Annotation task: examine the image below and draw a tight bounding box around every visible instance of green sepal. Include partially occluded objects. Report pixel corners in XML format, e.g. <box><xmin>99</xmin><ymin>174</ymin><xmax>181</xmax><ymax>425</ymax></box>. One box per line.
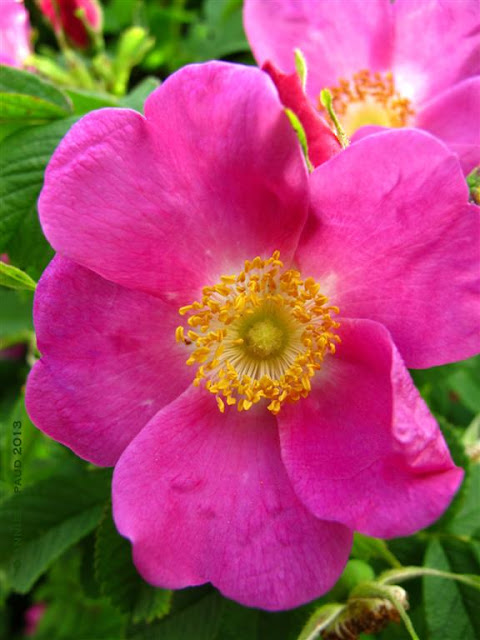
<box><xmin>294</xmin><ymin>48</ymin><xmax>308</xmax><ymax>90</ymax></box>
<box><xmin>466</xmin><ymin>167</ymin><xmax>480</xmax><ymax>204</ymax></box>
<box><xmin>0</xmin><ymin>261</ymin><xmax>37</xmax><ymax>292</ymax></box>
<box><xmin>320</xmin><ymin>88</ymin><xmax>349</xmax><ymax>148</ymax></box>
<box><xmin>285</xmin><ymin>108</ymin><xmax>314</xmax><ymax>172</ymax></box>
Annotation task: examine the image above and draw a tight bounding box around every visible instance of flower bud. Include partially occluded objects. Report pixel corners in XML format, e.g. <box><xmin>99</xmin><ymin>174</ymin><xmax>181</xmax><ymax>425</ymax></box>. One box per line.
<box><xmin>38</xmin><ymin>0</ymin><xmax>102</xmax><ymax>49</ymax></box>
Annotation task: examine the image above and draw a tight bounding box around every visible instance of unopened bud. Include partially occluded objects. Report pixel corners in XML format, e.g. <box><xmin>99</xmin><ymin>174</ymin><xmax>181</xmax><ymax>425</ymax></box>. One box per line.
<box><xmin>38</xmin><ymin>0</ymin><xmax>102</xmax><ymax>49</ymax></box>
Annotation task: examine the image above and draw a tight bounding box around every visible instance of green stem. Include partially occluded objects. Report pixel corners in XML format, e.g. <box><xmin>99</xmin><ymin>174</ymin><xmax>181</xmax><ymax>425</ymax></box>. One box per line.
<box><xmin>380</xmin><ymin>546</ymin><xmax>402</xmax><ymax>569</ymax></box>
<box><xmin>392</xmin><ymin>598</ymin><xmax>421</xmax><ymax>640</ymax></box>
<box><xmin>379</xmin><ymin>566</ymin><xmax>480</xmax><ymax>591</ymax></box>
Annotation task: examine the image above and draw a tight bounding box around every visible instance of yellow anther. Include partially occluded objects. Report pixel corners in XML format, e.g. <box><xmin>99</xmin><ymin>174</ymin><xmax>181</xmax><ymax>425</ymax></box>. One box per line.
<box><xmin>214</xmin><ymin>284</ymin><xmax>231</xmax><ymax>296</ymax></box>
<box><xmin>267</xmin><ymin>400</ymin><xmax>281</xmax><ymax>415</ymax></box>
<box><xmin>179</xmin><ymin>305</ymin><xmax>193</xmax><ymax>316</ymax></box>
<box><xmin>176</xmin><ymin>251</ymin><xmax>340</xmax><ymax>416</ymax></box>
<box><xmin>234</xmin><ymin>295</ymin><xmax>246</xmax><ymax>312</ymax></box>
<box><xmin>323</xmin><ymin>69</ymin><xmax>415</xmax><ymax>137</ymax></box>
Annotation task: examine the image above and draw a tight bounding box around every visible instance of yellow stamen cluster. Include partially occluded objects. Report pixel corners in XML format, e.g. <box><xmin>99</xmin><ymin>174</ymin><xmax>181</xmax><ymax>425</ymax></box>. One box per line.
<box><xmin>322</xmin><ymin>70</ymin><xmax>414</xmax><ymax>136</ymax></box>
<box><xmin>176</xmin><ymin>251</ymin><xmax>340</xmax><ymax>415</ymax></box>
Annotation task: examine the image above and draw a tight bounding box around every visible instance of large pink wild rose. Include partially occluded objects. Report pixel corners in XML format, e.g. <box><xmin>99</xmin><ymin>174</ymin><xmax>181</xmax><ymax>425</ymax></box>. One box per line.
<box><xmin>26</xmin><ymin>62</ymin><xmax>479</xmax><ymax>610</ymax></box>
<box><xmin>0</xmin><ymin>0</ymin><xmax>32</xmax><ymax>67</ymax></box>
<box><xmin>244</xmin><ymin>0</ymin><xmax>480</xmax><ymax>174</ymax></box>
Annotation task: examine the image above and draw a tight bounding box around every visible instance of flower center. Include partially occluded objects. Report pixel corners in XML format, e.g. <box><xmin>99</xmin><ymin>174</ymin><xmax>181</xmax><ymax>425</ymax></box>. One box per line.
<box><xmin>176</xmin><ymin>251</ymin><xmax>340</xmax><ymax>415</ymax></box>
<box><xmin>322</xmin><ymin>70</ymin><xmax>414</xmax><ymax>137</ymax></box>
<box><xmin>245</xmin><ymin>319</ymin><xmax>284</xmax><ymax>358</ymax></box>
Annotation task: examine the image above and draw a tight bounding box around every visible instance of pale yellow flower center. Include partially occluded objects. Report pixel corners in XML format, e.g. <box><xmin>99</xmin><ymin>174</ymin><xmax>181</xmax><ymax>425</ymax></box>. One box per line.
<box><xmin>176</xmin><ymin>251</ymin><xmax>340</xmax><ymax>415</ymax></box>
<box><xmin>322</xmin><ymin>70</ymin><xmax>415</xmax><ymax>137</ymax></box>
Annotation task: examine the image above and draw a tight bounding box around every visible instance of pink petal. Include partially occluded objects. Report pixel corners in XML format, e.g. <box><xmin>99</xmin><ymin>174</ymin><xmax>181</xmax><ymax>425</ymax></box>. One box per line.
<box><xmin>39</xmin><ymin>62</ymin><xmax>309</xmax><ymax>303</ymax></box>
<box><xmin>26</xmin><ymin>257</ymin><xmax>190</xmax><ymax>466</ymax></box>
<box><xmin>416</xmin><ymin>77</ymin><xmax>480</xmax><ymax>175</ymax></box>
<box><xmin>262</xmin><ymin>60</ymin><xmax>341</xmax><ymax>167</ymax></box>
<box><xmin>244</xmin><ymin>0</ymin><xmax>393</xmax><ymax>100</ymax></box>
<box><xmin>295</xmin><ymin>129</ymin><xmax>480</xmax><ymax>368</ymax></box>
<box><xmin>392</xmin><ymin>0</ymin><xmax>480</xmax><ymax>106</ymax></box>
<box><xmin>113</xmin><ymin>387</ymin><xmax>352</xmax><ymax>610</ymax></box>
<box><xmin>278</xmin><ymin>319</ymin><xmax>464</xmax><ymax>539</ymax></box>
<box><xmin>0</xmin><ymin>0</ymin><xmax>32</xmax><ymax>68</ymax></box>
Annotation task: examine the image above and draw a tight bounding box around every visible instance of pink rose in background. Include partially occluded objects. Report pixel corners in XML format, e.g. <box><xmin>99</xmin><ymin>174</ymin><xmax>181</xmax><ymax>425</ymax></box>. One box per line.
<box><xmin>26</xmin><ymin>62</ymin><xmax>479</xmax><ymax>610</ymax></box>
<box><xmin>38</xmin><ymin>0</ymin><xmax>102</xmax><ymax>49</ymax></box>
<box><xmin>24</xmin><ymin>602</ymin><xmax>47</xmax><ymax>637</ymax></box>
<box><xmin>0</xmin><ymin>0</ymin><xmax>32</xmax><ymax>67</ymax></box>
<box><xmin>244</xmin><ymin>0</ymin><xmax>480</xmax><ymax>174</ymax></box>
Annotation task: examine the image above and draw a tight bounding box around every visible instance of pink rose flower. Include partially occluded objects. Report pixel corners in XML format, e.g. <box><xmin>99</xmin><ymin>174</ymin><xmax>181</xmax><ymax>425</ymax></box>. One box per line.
<box><xmin>0</xmin><ymin>0</ymin><xmax>32</xmax><ymax>67</ymax></box>
<box><xmin>26</xmin><ymin>62</ymin><xmax>479</xmax><ymax>610</ymax></box>
<box><xmin>244</xmin><ymin>0</ymin><xmax>480</xmax><ymax>174</ymax></box>
<box><xmin>38</xmin><ymin>0</ymin><xmax>102</xmax><ymax>49</ymax></box>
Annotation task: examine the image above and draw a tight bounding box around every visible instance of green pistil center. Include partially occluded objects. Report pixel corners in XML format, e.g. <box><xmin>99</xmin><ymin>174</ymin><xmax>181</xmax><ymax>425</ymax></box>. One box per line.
<box><xmin>244</xmin><ymin>319</ymin><xmax>285</xmax><ymax>359</ymax></box>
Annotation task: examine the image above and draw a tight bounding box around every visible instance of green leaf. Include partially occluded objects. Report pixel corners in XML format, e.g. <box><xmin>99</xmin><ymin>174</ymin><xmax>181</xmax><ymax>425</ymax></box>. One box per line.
<box><xmin>65</xmin><ymin>87</ymin><xmax>118</xmax><ymax>115</ymax></box>
<box><xmin>34</xmin><ymin>548</ymin><xmax>126</xmax><ymax>640</ymax></box>
<box><xmin>119</xmin><ymin>77</ymin><xmax>161</xmax><ymax>113</ymax></box>
<box><xmin>127</xmin><ymin>590</ymin><xmax>225</xmax><ymax>640</ymax></box>
<box><xmin>0</xmin><ymin>289</ymin><xmax>32</xmax><ymax>341</ymax></box>
<box><xmin>112</xmin><ymin>27</ymin><xmax>155</xmax><ymax>96</ymax></box>
<box><xmin>0</xmin><ymin>261</ymin><xmax>36</xmax><ymax>291</ymax></box>
<box><xmin>1</xmin><ymin>394</ymin><xmax>38</xmax><ymax>499</ymax></box>
<box><xmin>0</xmin><ymin>469</ymin><xmax>111</xmax><ymax>592</ymax></box>
<box><xmin>215</xmin><ymin>600</ymin><xmax>260</xmax><ymax>640</ymax></box>
<box><xmin>423</xmin><ymin>537</ymin><xmax>480</xmax><ymax>640</ymax></box>
<box><xmin>429</xmin><ymin>419</ymin><xmax>471</xmax><ymax>530</ymax></box>
<box><xmin>95</xmin><ymin>504</ymin><xmax>172</xmax><ymax>623</ymax></box>
<box><xmin>0</xmin><ymin>392</ymin><xmax>83</xmax><ymax>501</ymax></box>
<box><xmin>351</xmin><ymin>533</ymin><xmax>402</xmax><ymax>568</ymax></box>
<box><xmin>447</xmin><ymin>463</ymin><xmax>480</xmax><ymax>538</ymax></box>
<box><xmin>411</xmin><ymin>356</ymin><xmax>479</xmax><ymax>427</ymax></box>
<box><xmin>0</xmin><ymin>116</ymin><xmax>78</xmax><ymax>278</ymax></box>
<box><xmin>183</xmin><ymin>0</ymin><xmax>250</xmax><ymax>62</ymax></box>
<box><xmin>103</xmin><ymin>0</ymin><xmax>138</xmax><ymax>34</ymax></box>
<box><xmin>448</xmin><ymin>357</ymin><xmax>480</xmax><ymax>414</ymax></box>
<box><xmin>0</xmin><ymin>121</ymin><xmax>26</xmax><ymax>142</ymax></box>
<box><xmin>0</xmin><ymin>65</ymin><xmax>72</xmax><ymax>123</ymax></box>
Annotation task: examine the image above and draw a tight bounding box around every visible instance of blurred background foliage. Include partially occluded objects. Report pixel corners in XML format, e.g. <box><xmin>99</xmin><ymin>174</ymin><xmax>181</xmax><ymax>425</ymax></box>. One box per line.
<box><xmin>0</xmin><ymin>1</ymin><xmax>479</xmax><ymax>639</ymax></box>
